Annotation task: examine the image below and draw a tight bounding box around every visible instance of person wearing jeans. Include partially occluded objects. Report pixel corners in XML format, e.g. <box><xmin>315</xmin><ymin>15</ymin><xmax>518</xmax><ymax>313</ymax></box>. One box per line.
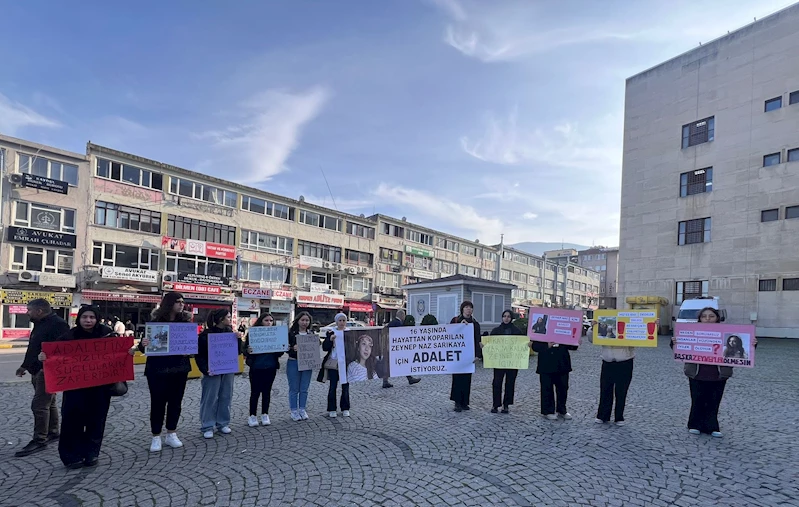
<box><xmin>287</xmin><ymin>311</ymin><xmax>315</xmax><ymax>421</ymax></box>
<box><xmin>196</xmin><ymin>309</ymin><xmax>239</xmax><ymax>439</ymax></box>
<box><xmin>244</xmin><ymin>313</ymin><xmax>284</xmax><ymax>427</ymax></box>
<box><xmin>319</xmin><ymin>313</ymin><xmax>351</xmax><ymax>418</ymax></box>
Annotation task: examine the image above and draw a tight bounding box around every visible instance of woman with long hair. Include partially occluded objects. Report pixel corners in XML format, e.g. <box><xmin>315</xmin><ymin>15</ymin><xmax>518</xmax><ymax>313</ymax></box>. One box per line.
<box><xmin>244</xmin><ymin>313</ymin><xmax>284</xmax><ymax>427</ymax></box>
<box><xmin>450</xmin><ymin>301</ymin><xmax>482</xmax><ymax>412</ymax></box>
<box><xmin>723</xmin><ymin>335</ymin><xmax>748</xmax><ymax>359</ymax></box>
<box><xmin>139</xmin><ymin>292</ymin><xmax>193</xmax><ymax>452</ymax></box>
<box><xmin>196</xmin><ymin>309</ymin><xmax>239</xmax><ymax>439</ymax></box>
<box><xmin>670</xmin><ymin>307</ymin><xmax>757</xmax><ymax>437</ymax></box>
<box><xmin>487</xmin><ymin>310</ymin><xmax>525</xmax><ymax>414</ymax></box>
<box><xmin>319</xmin><ymin>313</ymin><xmax>351</xmax><ymax>418</ymax></box>
<box><xmin>346</xmin><ymin>334</ymin><xmax>379</xmax><ymax>381</ymax></box>
<box><xmin>287</xmin><ymin>311</ymin><xmax>315</xmax><ymax>421</ymax></box>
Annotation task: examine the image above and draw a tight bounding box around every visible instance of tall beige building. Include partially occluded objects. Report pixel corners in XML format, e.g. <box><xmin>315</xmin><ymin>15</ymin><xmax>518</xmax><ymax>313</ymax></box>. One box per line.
<box><xmin>618</xmin><ymin>5</ymin><xmax>799</xmax><ymax>337</ymax></box>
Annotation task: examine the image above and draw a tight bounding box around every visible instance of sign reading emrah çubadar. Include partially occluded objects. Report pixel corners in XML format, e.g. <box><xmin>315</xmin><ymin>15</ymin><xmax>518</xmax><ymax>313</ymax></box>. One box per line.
<box><xmin>7</xmin><ymin>226</ymin><xmax>77</xmax><ymax>249</ymax></box>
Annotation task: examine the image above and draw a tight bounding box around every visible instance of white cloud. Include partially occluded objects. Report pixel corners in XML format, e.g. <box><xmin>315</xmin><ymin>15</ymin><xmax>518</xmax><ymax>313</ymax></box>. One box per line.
<box><xmin>0</xmin><ymin>93</ymin><xmax>60</xmax><ymax>135</ymax></box>
<box><xmin>196</xmin><ymin>87</ymin><xmax>329</xmax><ymax>183</ymax></box>
<box><xmin>522</xmin><ymin>212</ymin><xmax>537</xmax><ymax>220</ymax></box>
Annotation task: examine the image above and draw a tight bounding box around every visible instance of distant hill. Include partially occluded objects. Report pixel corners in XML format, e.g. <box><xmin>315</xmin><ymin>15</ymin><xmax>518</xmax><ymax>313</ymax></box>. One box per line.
<box><xmin>508</xmin><ymin>242</ymin><xmax>590</xmax><ymax>256</ymax></box>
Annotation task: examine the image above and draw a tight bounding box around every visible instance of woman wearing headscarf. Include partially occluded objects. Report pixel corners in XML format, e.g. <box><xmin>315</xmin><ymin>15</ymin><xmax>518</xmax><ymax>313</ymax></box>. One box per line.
<box><xmin>450</xmin><ymin>301</ymin><xmax>481</xmax><ymax>412</ymax></box>
<box><xmin>319</xmin><ymin>313</ymin><xmax>351</xmax><ymax>418</ymax></box>
<box><xmin>487</xmin><ymin>310</ymin><xmax>525</xmax><ymax>414</ymax></box>
<box><xmin>196</xmin><ymin>308</ymin><xmax>240</xmax><ymax>439</ymax></box>
<box><xmin>244</xmin><ymin>313</ymin><xmax>284</xmax><ymax>427</ymax></box>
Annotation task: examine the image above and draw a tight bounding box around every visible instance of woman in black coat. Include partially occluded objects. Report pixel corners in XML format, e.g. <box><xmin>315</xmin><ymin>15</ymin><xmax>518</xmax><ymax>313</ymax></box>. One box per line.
<box><xmin>450</xmin><ymin>301</ymin><xmax>482</xmax><ymax>412</ymax></box>
<box><xmin>487</xmin><ymin>310</ymin><xmax>525</xmax><ymax>414</ymax></box>
<box><xmin>531</xmin><ymin>337</ymin><xmax>578</xmax><ymax>421</ymax></box>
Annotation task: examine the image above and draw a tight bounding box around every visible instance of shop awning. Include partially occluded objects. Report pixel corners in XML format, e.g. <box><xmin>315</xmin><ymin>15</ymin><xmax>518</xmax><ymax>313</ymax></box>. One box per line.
<box><xmin>81</xmin><ymin>290</ymin><xmax>162</xmax><ymax>304</ymax></box>
<box><xmin>345</xmin><ymin>301</ymin><xmax>373</xmax><ymax>313</ymax></box>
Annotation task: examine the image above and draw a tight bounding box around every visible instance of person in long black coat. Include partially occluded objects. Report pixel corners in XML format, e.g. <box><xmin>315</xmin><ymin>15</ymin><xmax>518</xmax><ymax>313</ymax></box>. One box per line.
<box><xmin>487</xmin><ymin>310</ymin><xmax>526</xmax><ymax>413</ymax></box>
<box><xmin>531</xmin><ymin>338</ymin><xmax>578</xmax><ymax>420</ymax></box>
<box><xmin>450</xmin><ymin>301</ymin><xmax>482</xmax><ymax>412</ymax></box>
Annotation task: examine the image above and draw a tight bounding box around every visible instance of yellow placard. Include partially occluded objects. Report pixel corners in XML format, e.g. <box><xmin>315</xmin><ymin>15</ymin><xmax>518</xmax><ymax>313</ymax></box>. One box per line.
<box><xmin>481</xmin><ymin>336</ymin><xmax>530</xmax><ymax>369</ymax></box>
<box><xmin>593</xmin><ymin>310</ymin><xmax>658</xmax><ymax>347</ymax></box>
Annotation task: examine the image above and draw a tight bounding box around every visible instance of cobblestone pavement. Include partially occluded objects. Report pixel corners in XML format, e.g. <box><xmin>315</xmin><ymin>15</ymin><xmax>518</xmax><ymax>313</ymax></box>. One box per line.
<box><xmin>1</xmin><ymin>338</ymin><xmax>797</xmax><ymax>507</ymax></box>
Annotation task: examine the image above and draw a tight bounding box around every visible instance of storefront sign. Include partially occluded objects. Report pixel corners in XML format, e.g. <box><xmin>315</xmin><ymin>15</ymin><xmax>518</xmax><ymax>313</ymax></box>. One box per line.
<box><xmin>377</xmin><ymin>296</ymin><xmax>404</xmax><ymax>309</ymax></box>
<box><xmin>242</xmin><ymin>288</ymin><xmax>270</xmax><ymax>298</ymax></box>
<box><xmin>310</xmin><ymin>282</ymin><xmax>330</xmax><ymax>293</ymax></box>
<box><xmin>237</xmin><ymin>298</ymin><xmax>260</xmax><ymax>311</ymax></box>
<box><xmin>7</xmin><ymin>226</ymin><xmax>77</xmax><ymax>249</ymax></box>
<box><xmin>177</xmin><ymin>272</ymin><xmax>228</xmax><ymax>286</ymax></box>
<box><xmin>81</xmin><ymin>290</ymin><xmax>162</xmax><ymax>304</ymax></box>
<box><xmin>21</xmin><ymin>173</ymin><xmax>69</xmax><ymax>195</ymax></box>
<box><xmin>269</xmin><ymin>300</ymin><xmax>292</xmax><ymax>313</ymax></box>
<box><xmin>299</xmin><ymin>255</ymin><xmax>324</xmax><ymax>268</ymax></box>
<box><xmin>414</xmin><ymin>269</ymin><xmax>436</xmax><ymax>279</ymax></box>
<box><xmin>206</xmin><ymin>242</ymin><xmax>236</xmax><ymax>260</ymax></box>
<box><xmin>241</xmin><ymin>288</ymin><xmax>293</xmax><ymax>300</ymax></box>
<box><xmin>162</xmin><ymin>236</ymin><xmax>236</xmax><ymax>260</ymax></box>
<box><xmin>38</xmin><ymin>273</ymin><xmax>76</xmax><ymax>289</ymax></box>
<box><xmin>8</xmin><ymin>305</ymin><xmax>28</xmax><ymax>314</ymax></box>
<box><xmin>101</xmin><ymin>266</ymin><xmax>159</xmax><ymax>284</ymax></box>
<box><xmin>161</xmin><ymin>236</ymin><xmax>186</xmax><ymax>252</ymax></box>
<box><xmin>296</xmin><ymin>291</ymin><xmax>344</xmax><ymax>308</ymax></box>
<box><xmin>163</xmin><ymin>282</ymin><xmax>223</xmax><ymax>295</ymax></box>
<box><xmin>405</xmin><ymin>245</ymin><xmax>434</xmax><ymax>258</ymax></box>
<box><xmin>1</xmin><ymin>328</ymin><xmax>32</xmax><ymax>340</ymax></box>
<box><xmin>31</xmin><ymin>210</ymin><xmax>62</xmax><ymax>231</ymax></box>
<box><xmin>346</xmin><ymin>301</ymin><xmax>373</xmax><ymax>313</ymax></box>
<box><xmin>1</xmin><ymin>290</ymin><xmax>73</xmax><ymax>307</ymax></box>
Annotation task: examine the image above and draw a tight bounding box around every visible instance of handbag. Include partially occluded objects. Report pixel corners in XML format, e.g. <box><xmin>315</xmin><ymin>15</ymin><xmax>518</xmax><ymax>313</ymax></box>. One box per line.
<box><xmin>324</xmin><ymin>357</ymin><xmax>338</xmax><ymax>370</ymax></box>
<box><xmin>108</xmin><ymin>381</ymin><xmax>128</xmax><ymax>397</ymax></box>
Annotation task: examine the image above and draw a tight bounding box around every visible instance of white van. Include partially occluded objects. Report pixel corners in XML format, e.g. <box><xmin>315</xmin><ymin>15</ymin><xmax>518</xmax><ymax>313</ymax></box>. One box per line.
<box><xmin>676</xmin><ymin>297</ymin><xmax>727</xmax><ymax>323</ymax></box>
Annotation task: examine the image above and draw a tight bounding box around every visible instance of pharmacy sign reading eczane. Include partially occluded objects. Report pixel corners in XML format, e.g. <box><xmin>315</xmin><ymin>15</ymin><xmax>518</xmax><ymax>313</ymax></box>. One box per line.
<box><xmin>7</xmin><ymin>226</ymin><xmax>77</xmax><ymax>249</ymax></box>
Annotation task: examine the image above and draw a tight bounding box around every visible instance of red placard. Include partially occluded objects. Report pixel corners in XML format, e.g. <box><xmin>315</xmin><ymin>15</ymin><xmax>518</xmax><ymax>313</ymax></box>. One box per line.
<box><xmin>2</xmin><ymin>328</ymin><xmax>31</xmax><ymax>340</ymax></box>
<box><xmin>42</xmin><ymin>337</ymin><xmax>134</xmax><ymax>393</ymax></box>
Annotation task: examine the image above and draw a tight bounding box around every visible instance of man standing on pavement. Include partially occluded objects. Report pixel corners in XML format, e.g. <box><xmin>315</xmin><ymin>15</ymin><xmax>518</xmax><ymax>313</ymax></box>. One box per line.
<box><xmin>382</xmin><ymin>310</ymin><xmax>421</xmax><ymax>388</ymax></box>
<box><xmin>14</xmin><ymin>299</ymin><xmax>70</xmax><ymax>457</ymax></box>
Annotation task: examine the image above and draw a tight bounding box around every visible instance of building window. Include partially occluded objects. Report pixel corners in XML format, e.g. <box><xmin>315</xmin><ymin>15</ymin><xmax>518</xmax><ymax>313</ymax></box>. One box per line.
<box><xmin>165</xmin><ymin>253</ymin><xmax>236</xmax><ymax>279</ymax></box>
<box><xmin>437</xmin><ymin>238</ymin><xmax>458</xmax><ymax>251</ymax></box>
<box><xmin>471</xmin><ymin>293</ymin><xmax>504</xmax><ymax>324</ymax></box>
<box><xmin>676</xmin><ymin>280</ymin><xmax>709</xmax><ymax>304</ymax></box>
<box><xmin>678</xmin><ymin>218</ymin><xmax>711</xmax><ymax>245</ymax></box>
<box><xmin>791</xmin><ymin>91</ymin><xmax>799</xmax><ymax>105</ymax></box>
<box><xmin>406</xmin><ymin>229</ymin><xmax>434</xmax><ymax>246</ymax></box>
<box><xmin>680</xmin><ymin>168</ymin><xmax>713</xmax><ymax>196</ymax></box>
<box><xmin>764</xmin><ymin>153</ymin><xmax>781</xmax><ymax>167</ymax></box>
<box><xmin>299</xmin><ymin>210</ymin><xmax>342</xmax><ymax>232</ymax></box>
<box><xmin>681</xmin><ymin>117</ymin><xmax>714</xmax><ymax>148</ymax></box>
<box><xmin>378</xmin><ymin>273</ymin><xmax>401</xmax><ymax>289</ymax></box>
<box><xmin>783</xmin><ymin>278</ymin><xmax>799</xmax><ymax>291</ymax></box>
<box><xmin>764</xmin><ymin>97</ymin><xmax>782</xmax><ymax>112</ymax></box>
<box><xmin>169</xmin><ymin>177</ymin><xmax>237</xmax><ymax>207</ymax></box>
<box><xmin>240</xmin><ymin>230</ymin><xmax>293</xmax><ymax>255</ymax></box>
<box><xmin>500</xmin><ymin>269</ymin><xmax>511</xmax><ymax>282</ymax></box>
<box><xmin>482</xmin><ymin>250</ymin><xmax>498</xmax><ymax>262</ymax></box>
<box><xmin>482</xmin><ymin>270</ymin><xmax>497</xmax><ymax>281</ymax></box>
<box><xmin>297</xmin><ymin>240</ymin><xmax>342</xmax><ymax>263</ymax></box>
<box><xmin>342</xmin><ymin>276</ymin><xmax>372</xmax><ymax>294</ymax></box>
<box><xmin>512</xmin><ymin>272</ymin><xmax>528</xmax><ymax>284</ymax></box>
<box><xmin>380</xmin><ymin>248</ymin><xmax>402</xmax><ymax>266</ymax></box>
<box><xmin>382</xmin><ymin>223</ymin><xmax>404</xmax><ymax>238</ymax></box>
<box><xmin>11</xmin><ymin>246</ymin><xmax>73</xmax><ymax>274</ymax></box>
<box><xmin>92</xmin><ymin>242</ymin><xmax>159</xmax><ymax>270</ymax></box>
<box><xmin>460</xmin><ymin>265</ymin><xmax>480</xmax><ymax>277</ymax></box>
<box><xmin>240</xmin><ymin>195</ymin><xmax>295</xmax><ymax>220</ymax></box>
<box><xmin>460</xmin><ymin>244</ymin><xmax>478</xmax><ymax>257</ymax></box>
<box><xmin>345</xmin><ymin>222</ymin><xmax>375</xmax><ymax>239</ymax></box>
<box><xmin>239</xmin><ymin>262</ymin><xmax>289</xmax><ymax>284</ymax></box>
<box><xmin>95</xmin><ymin>201</ymin><xmax>161</xmax><ymax>234</ymax></box>
<box><xmin>788</xmin><ymin>148</ymin><xmax>799</xmax><ymax>162</ymax></box>
<box><xmin>345</xmin><ymin>249</ymin><xmax>373</xmax><ymax>267</ymax></box>
<box><xmin>761</xmin><ymin>209</ymin><xmax>779</xmax><ymax>222</ymax></box>
<box><xmin>95</xmin><ymin>158</ymin><xmax>162</xmax><ymax>190</ymax></box>
<box><xmin>167</xmin><ymin>215</ymin><xmax>236</xmax><ymax>245</ymax></box>
<box><xmin>758</xmin><ymin>279</ymin><xmax>777</xmax><ymax>292</ymax></box>
<box><xmin>18</xmin><ymin>154</ymin><xmax>79</xmax><ymax>186</ymax></box>
<box><xmin>786</xmin><ymin>206</ymin><xmax>799</xmax><ymax>220</ymax></box>
<box><xmin>513</xmin><ymin>254</ymin><xmax>529</xmax><ymax>265</ymax></box>
<box><xmin>406</xmin><ymin>254</ymin><xmax>434</xmax><ymax>271</ymax></box>
<box><xmin>14</xmin><ymin>202</ymin><xmax>76</xmax><ymax>233</ymax></box>
<box><xmin>437</xmin><ymin>259</ymin><xmax>456</xmax><ymax>275</ymax></box>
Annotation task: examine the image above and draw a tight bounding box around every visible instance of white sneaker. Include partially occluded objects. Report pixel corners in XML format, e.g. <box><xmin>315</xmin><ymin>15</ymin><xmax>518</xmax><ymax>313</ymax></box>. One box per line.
<box><xmin>689</xmin><ymin>428</ymin><xmax>701</xmax><ymax>435</ymax></box>
<box><xmin>290</xmin><ymin>410</ymin><xmax>301</xmax><ymax>421</ymax></box>
<box><xmin>164</xmin><ymin>433</ymin><xmax>183</xmax><ymax>448</ymax></box>
<box><xmin>329</xmin><ymin>411</ymin><xmax>337</xmax><ymax>418</ymax></box>
<box><xmin>299</xmin><ymin>409</ymin><xmax>309</xmax><ymax>420</ymax></box>
<box><xmin>561</xmin><ymin>412</ymin><xmax>573</xmax><ymax>420</ymax></box>
<box><xmin>203</xmin><ymin>430</ymin><xmax>214</xmax><ymax>439</ymax></box>
<box><xmin>248</xmin><ymin>415</ymin><xmax>258</xmax><ymax>427</ymax></box>
<box><xmin>342</xmin><ymin>410</ymin><xmax>350</xmax><ymax>417</ymax></box>
<box><xmin>220</xmin><ymin>426</ymin><xmax>232</xmax><ymax>434</ymax></box>
<box><xmin>594</xmin><ymin>418</ymin><xmax>605</xmax><ymax>424</ymax></box>
<box><xmin>711</xmin><ymin>431</ymin><xmax>723</xmax><ymax>438</ymax></box>
<box><xmin>260</xmin><ymin>414</ymin><xmax>271</xmax><ymax>426</ymax></box>
<box><xmin>546</xmin><ymin>414</ymin><xmax>558</xmax><ymax>420</ymax></box>
<box><xmin>150</xmin><ymin>436</ymin><xmax>162</xmax><ymax>452</ymax></box>
<box><xmin>615</xmin><ymin>420</ymin><xmax>626</xmax><ymax>426</ymax></box>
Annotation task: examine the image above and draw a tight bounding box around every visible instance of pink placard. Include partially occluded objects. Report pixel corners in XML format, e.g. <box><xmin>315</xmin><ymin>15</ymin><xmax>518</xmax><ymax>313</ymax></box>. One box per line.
<box><xmin>673</xmin><ymin>323</ymin><xmax>755</xmax><ymax>368</ymax></box>
<box><xmin>527</xmin><ymin>307</ymin><xmax>582</xmax><ymax>346</ymax></box>
<box><xmin>8</xmin><ymin>305</ymin><xmax>28</xmax><ymax>314</ymax></box>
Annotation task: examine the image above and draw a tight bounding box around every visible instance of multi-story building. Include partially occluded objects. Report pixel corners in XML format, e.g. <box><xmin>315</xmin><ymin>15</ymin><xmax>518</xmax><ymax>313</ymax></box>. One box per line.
<box><xmin>542</xmin><ymin>249</ymin><xmax>601</xmax><ymax>310</ymax></box>
<box><xmin>618</xmin><ymin>5</ymin><xmax>799</xmax><ymax>337</ymax></box>
<box><xmin>578</xmin><ymin>247</ymin><xmax>619</xmax><ymax>309</ymax></box>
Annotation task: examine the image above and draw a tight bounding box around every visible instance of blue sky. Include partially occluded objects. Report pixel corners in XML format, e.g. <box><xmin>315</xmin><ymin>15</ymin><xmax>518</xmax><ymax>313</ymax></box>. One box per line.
<box><xmin>1</xmin><ymin>0</ymin><xmax>792</xmax><ymax>246</ymax></box>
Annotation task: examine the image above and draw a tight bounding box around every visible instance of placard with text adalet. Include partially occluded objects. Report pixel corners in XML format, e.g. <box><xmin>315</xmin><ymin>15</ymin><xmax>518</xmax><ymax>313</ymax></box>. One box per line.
<box><xmin>42</xmin><ymin>337</ymin><xmax>134</xmax><ymax>393</ymax></box>
<box><xmin>388</xmin><ymin>323</ymin><xmax>475</xmax><ymax>376</ymax></box>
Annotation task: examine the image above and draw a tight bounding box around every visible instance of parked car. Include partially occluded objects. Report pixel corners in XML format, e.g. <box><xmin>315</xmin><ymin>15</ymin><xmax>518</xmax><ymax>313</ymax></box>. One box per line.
<box><xmin>317</xmin><ymin>320</ymin><xmax>369</xmax><ymax>333</ymax></box>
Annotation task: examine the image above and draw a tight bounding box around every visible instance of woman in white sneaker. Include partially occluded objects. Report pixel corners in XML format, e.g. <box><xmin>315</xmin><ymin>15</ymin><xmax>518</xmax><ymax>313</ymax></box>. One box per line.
<box><xmin>670</xmin><ymin>307</ymin><xmax>757</xmax><ymax>438</ymax></box>
<box><xmin>196</xmin><ymin>309</ymin><xmax>239</xmax><ymax>439</ymax></box>
<box><xmin>319</xmin><ymin>313</ymin><xmax>351</xmax><ymax>418</ymax></box>
<box><xmin>139</xmin><ymin>292</ymin><xmax>193</xmax><ymax>452</ymax></box>
<box><xmin>286</xmin><ymin>312</ymin><xmax>315</xmax><ymax>421</ymax></box>
<box><xmin>244</xmin><ymin>313</ymin><xmax>284</xmax><ymax>427</ymax></box>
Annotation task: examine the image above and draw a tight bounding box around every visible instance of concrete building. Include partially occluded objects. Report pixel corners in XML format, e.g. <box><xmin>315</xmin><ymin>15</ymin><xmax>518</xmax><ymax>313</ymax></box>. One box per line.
<box><xmin>618</xmin><ymin>5</ymin><xmax>799</xmax><ymax>337</ymax></box>
<box><xmin>579</xmin><ymin>247</ymin><xmax>619</xmax><ymax>309</ymax></box>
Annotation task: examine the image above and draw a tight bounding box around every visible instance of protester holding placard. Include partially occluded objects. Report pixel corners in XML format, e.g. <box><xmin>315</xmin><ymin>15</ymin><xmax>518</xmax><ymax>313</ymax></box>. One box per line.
<box><xmin>319</xmin><ymin>313</ymin><xmax>351</xmax><ymax>418</ymax></box>
<box><xmin>531</xmin><ymin>338</ymin><xmax>578</xmax><ymax>421</ymax></box>
<box><xmin>449</xmin><ymin>301</ymin><xmax>482</xmax><ymax>412</ymax></box>
<box><xmin>38</xmin><ymin>305</ymin><xmax>132</xmax><ymax>468</ymax></box>
<box><xmin>587</xmin><ymin>322</ymin><xmax>635</xmax><ymax>426</ymax></box>
<box><xmin>670</xmin><ymin>307</ymin><xmax>758</xmax><ymax>438</ymax></box>
<box><xmin>244</xmin><ymin>313</ymin><xmax>285</xmax><ymax>427</ymax></box>
<box><xmin>487</xmin><ymin>310</ymin><xmax>525</xmax><ymax>414</ymax></box>
<box><xmin>196</xmin><ymin>309</ymin><xmax>240</xmax><ymax>439</ymax></box>
<box><xmin>138</xmin><ymin>292</ymin><xmax>193</xmax><ymax>452</ymax></box>
<box><xmin>287</xmin><ymin>312</ymin><xmax>315</xmax><ymax>421</ymax></box>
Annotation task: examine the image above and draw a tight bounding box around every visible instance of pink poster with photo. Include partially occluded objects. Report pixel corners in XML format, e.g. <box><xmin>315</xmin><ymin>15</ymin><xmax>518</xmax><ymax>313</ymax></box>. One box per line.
<box><xmin>673</xmin><ymin>323</ymin><xmax>755</xmax><ymax>368</ymax></box>
<box><xmin>527</xmin><ymin>307</ymin><xmax>582</xmax><ymax>346</ymax></box>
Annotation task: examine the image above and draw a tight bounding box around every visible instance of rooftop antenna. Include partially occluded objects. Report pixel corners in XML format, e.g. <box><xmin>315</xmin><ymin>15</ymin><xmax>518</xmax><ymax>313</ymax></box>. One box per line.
<box><xmin>319</xmin><ymin>167</ymin><xmax>338</xmax><ymax>211</ymax></box>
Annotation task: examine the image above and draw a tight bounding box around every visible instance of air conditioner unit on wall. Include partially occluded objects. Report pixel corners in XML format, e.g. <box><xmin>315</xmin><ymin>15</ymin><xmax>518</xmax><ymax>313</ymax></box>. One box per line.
<box><xmin>18</xmin><ymin>271</ymin><xmax>40</xmax><ymax>283</ymax></box>
<box><xmin>323</xmin><ymin>261</ymin><xmax>333</xmax><ymax>269</ymax></box>
<box><xmin>334</xmin><ymin>264</ymin><xmax>343</xmax><ymax>271</ymax></box>
<box><xmin>162</xmin><ymin>272</ymin><xmax>177</xmax><ymax>282</ymax></box>
<box><xmin>348</xmin><ymin>267</ymin><xmax>357</xmax><ymax>275</ymax></box>
<box><xmin>8</xmin><ymin>173</ymin><xmax>23</xmax><ymax>186</ymax></box>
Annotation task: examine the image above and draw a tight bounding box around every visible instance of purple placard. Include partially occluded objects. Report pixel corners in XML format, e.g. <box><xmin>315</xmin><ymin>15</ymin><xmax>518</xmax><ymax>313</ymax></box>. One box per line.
<box><xmin>144</xmin><ymin>323</ymin><xmax>198</xmax><ymax>355</ymax></box>
<box><xmin>208</xmin><ymin>332</ymin><xmax>240</xmax><ymax>375</ymax></box>
<box><xmin>673</xmin><ymin>323</ymin><xmax>756</xmax><ymax>368</ymax></box>
<box><xmin>527</xmin><ymin>307</ymin><xmax>582</xmax><ymax>346</ymax></box>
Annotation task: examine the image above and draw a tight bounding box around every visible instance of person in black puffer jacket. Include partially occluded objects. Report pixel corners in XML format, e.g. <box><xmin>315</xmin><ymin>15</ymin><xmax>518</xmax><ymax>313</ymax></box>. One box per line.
<box><xmin>487</xmin><ymin>310</ymin><xmax>526</xmax><ymax>414</ymax></box>
<box><xmin>449</xmin><ymin>301</ymin><xmax>482</xmax><ymax>412</ymax></box>
<box><xmin>532</xmin><ymin>332</ymin><xmax>579</xmax><ymax>421</ymax></box>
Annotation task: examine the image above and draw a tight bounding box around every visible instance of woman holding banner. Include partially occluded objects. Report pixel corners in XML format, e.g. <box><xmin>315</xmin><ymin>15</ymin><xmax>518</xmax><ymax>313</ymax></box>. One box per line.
<box><xmin>287</xmin><ymin>312</ymin><xmax>315</xmax><ymax>421</ymax></box>
<box><xmin>244</xmin><ymin>313</ymin><xmax>284</xmax><ymax>427</ymax></box>
<box><xmin>670</xmin><ymin>307</ymin><xmax>757</xmax><ymax>438</ymax></box>
<box><xmin>450</xmin><ymin>301</ymin><xmax>481</xmax><ymax>412</ymax></box>
<box><xmin>487</xmin><ymin>310</ymin><xmax>525</xmax><ymax>414</ymax></box>
<box><xmin>139</xmin><ymin>292</ymin><xmax>193</xmax><ymax>452</ymax></box>
<box><xmin>319</xmin><ymin>313</ymin><xmax>351</xmax><ymax>418</ymax></box>
<box><xmin>196</xmin><ymin>309</ymin><xmax>240</xmax><ymax>439</ymax></box>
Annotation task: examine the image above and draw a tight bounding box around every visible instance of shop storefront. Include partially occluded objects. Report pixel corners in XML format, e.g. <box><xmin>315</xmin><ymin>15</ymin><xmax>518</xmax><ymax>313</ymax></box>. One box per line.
<box><xmin>295</xmin><ymin>291</ymin><xmax>344</xmax><ymax>328</ymax></box>
<box><xmin>1</xmin><ymin>289</ymin><xmax>73</xmax><ymax>341</ymax></box>
<box><xmin>80</xmin><ymin>290</ymin><xmax>162</xmax><ymax>337</ymax></box>
<box><xmin>345</xmin><ymin>300</ymin><xmax>374</xmax><ymax>324</ymax></box>
<box><xmin>163</xmin><ymin>281</ymin><xmax>234</xmax><ymax>327</ymax></box>
<box><xmin>241</xmin><ymin>287</ymin><xmax>294</xmax><ymax>326</ymax></box>
<box><xmin>375</xmin><ymin>295</ymin><xmax>405</xmax><ymax>326</ymax></box>
<box><xmin>236</xmin><ymin>297</ymin><xmax>261</xmax><ymax>328</ymax></box>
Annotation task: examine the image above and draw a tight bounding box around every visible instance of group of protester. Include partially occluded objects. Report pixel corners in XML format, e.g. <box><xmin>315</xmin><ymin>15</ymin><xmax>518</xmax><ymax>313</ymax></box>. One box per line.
<box><xmin>14</xmin><ymin>292</ymin><xmax>754</xmax><ymax>470</ymax></box>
